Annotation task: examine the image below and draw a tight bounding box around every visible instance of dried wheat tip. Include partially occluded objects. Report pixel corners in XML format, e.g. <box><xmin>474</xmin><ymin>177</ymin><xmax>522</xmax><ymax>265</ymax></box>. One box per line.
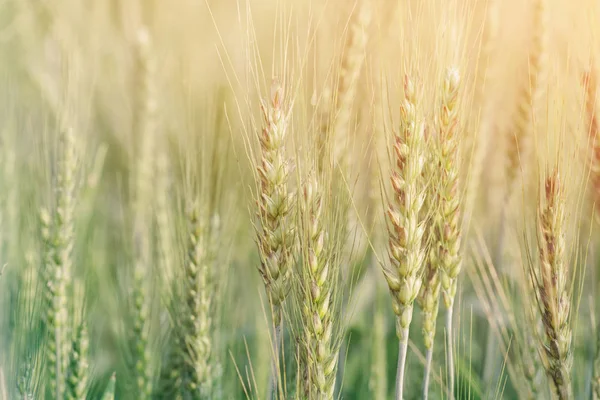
<box><xmin>65</xmin><ymin>323</ymin><xmax>89</xmax><ymax>400</ymax></box>
<box><xmin>382</xmin><ymin>75</ymin><xmax>427</xmax><ymax>342</ymax></box>
<box><xmin>299</xmin><ymin>175</ymin><xmax>338</xmax><ymax>400</ymax></box>
<box><xmin>331</xmin><ymin>0</ymin><xmax>371</xmax><ymax>168</ymax></box>
<box><xmin>178</xmin><ymin>204</ymin><xmax>214</xmax><ymax>398</ymax></box>
<box><xmin>505</xmin><ymin>0</ymin><xmax>546</xmax><ymax>200</ymax></box>
<box><xmin>255</xmin><ymin>79</ymin><xmax>295</xmax><ymax>327</ymax></box>
<box><xmin>533</xmin><ymin>170</ymin><xmax>572</xmax><ymax>400</ymax></box>
<box><xmin>435</xmin><ymin>68</ymin><xmax>463</xmax><ymax>311</ymax></box>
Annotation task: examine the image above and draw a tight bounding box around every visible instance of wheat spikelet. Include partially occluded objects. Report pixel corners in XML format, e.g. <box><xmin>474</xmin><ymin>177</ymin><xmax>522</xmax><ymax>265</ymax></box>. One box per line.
<box><xmin>417</xmin><ymin>250</ymin><xmax>440</xmax><ymax>399</ymax></box>
<box><xmin>463</xmin><ymin>0</ymin><xmax>499</xmax><ymax>228</ymax></box>
<box><xmin>582</xmin><ymin>64</ymin><xmax>600</xmax><ymax>400</ymax></box>
<box><xmin>254</xmin><ymin>79</ymin><xmax>295</xmax><ymax>400</ymax></box>
<box><xmin>41</xmin><ymin>125</ymin><xmax>78</xmax><ymax>399</ymax></box>
<box><xmin>436</xmin><ymin>68</ymin><xmax>462</xmax><ymax>311</ymax></box>
<box><xmin>298</xmin><ymin>174</ymin><xmax>339</xmax><ymax>400</ymax></box>
<box><xmin>531</xmin><ymin>170</ymin><xmax>572</xmax><ymax>399</ymax></box>
<box><xmin>415</xmin><ymin>125</ymin><xmax>439</xmax><ymax>399</ymax></box>
<box><xmin>434</xmin><ymin>67</ymin><xmax>463</xmax><ymax>398</ymax></box>
<box><xmin>130</xmin><ymin>27</ymin><xmax>158</xmax><ymax>399</ymax></box>
<box><xmin>505</xmin><ymin>0</ymin><xmax>547</xmax><ymax>201</ymax></box>
<box><xmin>156</xmin><ymin>152</ymin><xmax>175</xmax><ymax>283</ymax></box>
<box><xmin>178</xmin><ymin>204</ymin><xmax>214</xmax><ymax>398</ymax></box>
<box><xmin>255</xmin><ymin>80</ymin><xmax>295</xmax><ymax>324</ymax></box>
<box><xmin>65</xmin><ymin>323</ymin><xmax>89</xmax><ymax>400</ymax></box>
<box><xmin>382</xmin><ymin>75</ymin><xmax>427</xmax><ymax>400</ymax></box>
<box><xmin>418</xmin><ymin>242</ymin><xmax>439</xmax><ymax>353</ymax></box>
<box><xmin>331</xmin><ymin>0</ymin><xmax>371</xmax><ymax>169</ymax></box>
<box><xmin>583</xmin><ymin>67</ymin><xmax>600</xmax><ymax>217</ymax></box>
<box><xmin>522</xmin><ymin>329</ymin><xmax>544</xmax><ymax>398</ymax></box>
<box><xmin>40</xmin><ymin>206</ymin><xmax>66</xmax><ymax>400</ymax></box>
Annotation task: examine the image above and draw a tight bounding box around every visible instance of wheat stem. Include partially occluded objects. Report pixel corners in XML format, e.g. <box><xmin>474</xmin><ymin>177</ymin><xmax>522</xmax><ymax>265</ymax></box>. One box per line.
<box><xmin>446</xmin><ymin>306</ymin><xmax>455</xmax><ymax>399</ymax></box>
<box><xmin>266</xmin><ymin>320</ymin><xmax>282</xmax><ymax>400</ymax></box>
<box><xmin>395</xmin><ymin>329</ymin><xmax>408</xmax><ymax>400</ymax></box>
<box><xmin>423</xmin><ymin>348</ymin><xmax>433</xmax><ymax>400</ymax></box>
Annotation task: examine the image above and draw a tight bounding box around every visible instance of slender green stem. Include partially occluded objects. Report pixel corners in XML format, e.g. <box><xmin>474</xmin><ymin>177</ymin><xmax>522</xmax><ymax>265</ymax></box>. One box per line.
<box><xmin>446</xmin><ymin>306</ymin><xmax>455</xmax><ymax>400</ymax></box>
<box><xmin>395</xmin><ymin>329</ymin><xmax>408</xmax><ymax>400</ymax></box>
<box><xmin>423</xmin><ymin>348</ymin><xmax>433</xmax><ymax>400</ymax></box>
<box><xmin>267</xmin><ymin>319</ymin><xmax>282</xmax><ymax>400</ymax></box>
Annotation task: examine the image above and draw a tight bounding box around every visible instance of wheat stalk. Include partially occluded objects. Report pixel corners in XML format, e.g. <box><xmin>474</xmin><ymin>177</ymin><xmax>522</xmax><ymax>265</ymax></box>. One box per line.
<box><xmin>382</xmin><ymin>75</ymin><xmax>427</xmax><ymax>400</ymax></box>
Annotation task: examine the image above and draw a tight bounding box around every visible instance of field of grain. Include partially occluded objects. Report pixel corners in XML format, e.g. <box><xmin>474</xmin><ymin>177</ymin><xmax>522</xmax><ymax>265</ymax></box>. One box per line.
<box><xmin>1</xmin><ymin>0</ymin><xmax>600</xmax><ymax>399</ymax></box>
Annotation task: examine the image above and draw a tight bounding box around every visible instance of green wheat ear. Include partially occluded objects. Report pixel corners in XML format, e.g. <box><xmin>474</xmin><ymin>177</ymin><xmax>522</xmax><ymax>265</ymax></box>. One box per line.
<box><xmin>65</xmin><ymin>323</ymin><xmax>89</xmax><ymax>400</ymax></box>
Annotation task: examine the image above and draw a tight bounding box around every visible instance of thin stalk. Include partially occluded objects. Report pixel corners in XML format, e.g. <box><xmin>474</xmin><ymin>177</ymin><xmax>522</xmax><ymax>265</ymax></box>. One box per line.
<box><xmin>423</xmin><ymin>349</ymin><xmax>433</xmax><ymax>400</ymax></box>
<box><xmin>266</xmin><ymin>315</ymin><xmax>282</xmax><ymax>400</ymax></box>
<box><xmin>395</xmin><ymin>329</ymin><xmax>408</xmax><ymax>400</ymax></box>
<box><xmin>446</xmin><ymin>306</ymin><xmax>455</xmax><ymax>400</ymax></box>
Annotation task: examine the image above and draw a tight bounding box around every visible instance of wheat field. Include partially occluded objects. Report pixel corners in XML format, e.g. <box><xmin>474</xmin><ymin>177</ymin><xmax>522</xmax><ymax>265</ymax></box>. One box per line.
<box><xmin>1</xmin><ymin>0</ymin><xmax>600</xmax><ymax>399</ymax></box>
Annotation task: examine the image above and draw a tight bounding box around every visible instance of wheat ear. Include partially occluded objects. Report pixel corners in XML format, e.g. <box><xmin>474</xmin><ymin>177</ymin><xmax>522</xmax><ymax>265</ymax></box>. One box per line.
<box><xmin>435</xmin><ymin>68</ymin><xmax>463</xmax><ymax>399</ymax></box>
<box><xmin>531</xmin><ymin>170</ymin><xmax>572</xmax><ymax>399</ymax></box>
<box><xmin>582</xmin><ymin>64</ymin><xmax>600</xmax><ymax>400</ymax></box>
<box><xmin>42</xmin><ymin>126</ymin><xmax>78</xmax><ymax>399</ymax></box>
<box><xmin>416</xmin><ymin>127</ymin><xmax>439</xmax><ymax>399</ymax></box>
<box><xmin>382</xmin><ymin>75</ymin><xmax>427</xmax><ymax>400</ymax></box>
<box><xmin>255</xmin><ymin>80</ymin><xmax>295</xmax><ymax>400</ymax></box>
<box><xmin>65</xmin><ymin>322</ymin><xmax>89</xmax><ymax>400</ymax></box>
<box><xmin>298</xmin><ymin>175</ymin><xmax>339</xmax><ymax>400</ymax></box>
<box><xmin>505</xmin><ymin>0</ymin><xmax>547</xmax><ymax>201</ymax></box>
<box><xmin>130</xmin><ymin>27</ymin><xmax>157</xmax><ymax>399</ymax></box>
<box><xmin>418</xmin><ymin>250</ymin><xmax>440</xmax><ymax>399</ymax></box>
<box><xmin>179</xmin><ymin>204</ymin><xmax>214</xmax><ymax>398</ymax></box>
<box><xmin>331</xmin><ymin>0</ymin><xmax>371</xmax><ymax>169</ymax></box>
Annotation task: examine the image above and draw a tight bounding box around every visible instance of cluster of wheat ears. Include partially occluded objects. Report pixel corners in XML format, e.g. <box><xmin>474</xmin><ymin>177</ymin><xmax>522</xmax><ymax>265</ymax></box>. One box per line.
<box><xmin>4</xmin><ymin>0</ymin><xmax>600</xmax><ymax>399</ymax></box>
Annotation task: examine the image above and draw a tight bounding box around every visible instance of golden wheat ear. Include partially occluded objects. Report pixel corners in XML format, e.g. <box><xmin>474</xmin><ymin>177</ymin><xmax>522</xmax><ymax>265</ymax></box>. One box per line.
<box><xmin>253</xmin><ymin>79</ymin><xmax>295</xmax><ymax>400</ymax></box>
<box><xmin>381</xmin><ymin>75</ymin><xmax>427</xmax><ymax>400</ymax></box>
<box><xmin>530</xmin><ymin>170</ymin><xmax>573</xmax><ymax>400</ymax></box>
